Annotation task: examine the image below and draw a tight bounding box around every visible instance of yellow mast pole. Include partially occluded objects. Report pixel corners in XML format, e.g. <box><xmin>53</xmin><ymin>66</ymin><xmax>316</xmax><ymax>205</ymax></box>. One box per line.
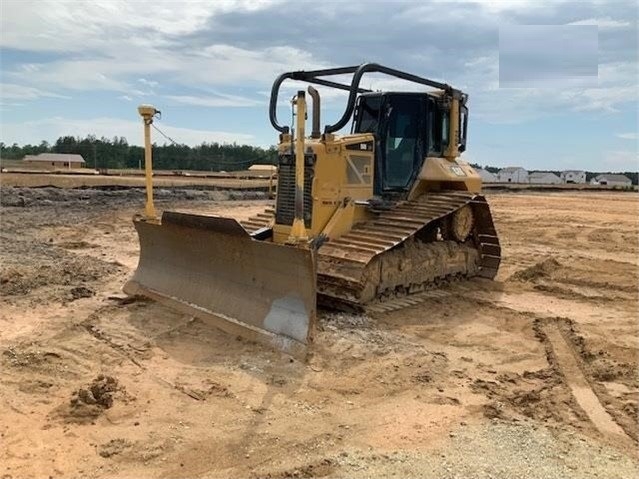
<box><xmin>444</xmin><ymin>94</ymin><xmax>460</xmax><ymax>161</ymax></box>
<box><xmin>288</xmin><ymin>91</ymin><xmax>308</xmax><ymax>243</ymax></box>
<box><xmin>137</xmin><ymin>105</ymin><xmax>159</xmax><ymax>220</ymax></box>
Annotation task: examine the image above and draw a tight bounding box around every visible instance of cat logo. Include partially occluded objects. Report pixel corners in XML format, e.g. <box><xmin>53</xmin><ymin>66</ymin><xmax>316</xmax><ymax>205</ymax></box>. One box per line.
<box><xmin>450</xmin><ymin>165</ymin><xmax>466</xmax><ymax>176</ymax></box>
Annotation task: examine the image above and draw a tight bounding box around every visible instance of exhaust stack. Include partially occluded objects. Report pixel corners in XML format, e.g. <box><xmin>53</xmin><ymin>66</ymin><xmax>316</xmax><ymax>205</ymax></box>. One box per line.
<box><xmin>307</xmin><ymin>86</ymin><xmax>321</xmax><ymax>139</ymax></box>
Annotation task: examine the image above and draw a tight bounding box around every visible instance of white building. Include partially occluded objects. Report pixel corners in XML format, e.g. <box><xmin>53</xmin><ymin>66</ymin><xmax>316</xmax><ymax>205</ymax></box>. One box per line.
<box><xmin>248</xmin><ymin>164</ymin><xmax>277</xmax><ymax>173</ymax></box>
<box><xmin>561</xmin><ymin>170</ymin><xmax>586</xmax><ymax>184</ymax></box>
<box><xmin>591</xmin><ymin>174</ymin><xmax>632</xmax><ymax>187</ymax></box>
<box><xmin>476</xmin><ymin>168</ymin><xmax>497</xmax><ymax>183</ymax></box>
<box><xmin>529</xmin><ymin>171</ymin><xmax>562</xmax><ymax>184</ymax></box>
<box><xmin>23</xmin><ymin>153</ymin><xmax>86</xmax><ymax>169</ymax></box>
<box><xmin>497</xmin><ymin>167</ymin><xmax>528</xmax><ymax>183</ymax></box>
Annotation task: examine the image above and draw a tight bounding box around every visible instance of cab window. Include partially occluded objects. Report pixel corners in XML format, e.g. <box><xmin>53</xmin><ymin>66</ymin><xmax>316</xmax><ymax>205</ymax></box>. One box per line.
<box><xmin>427</xmin><ymin>100</ymin><xmax>449</xmax><ymax>156</ymax></box>
<box><xmin>441</xmin><ymin>111</ymin><xmax>449</xmax><ymax>151</ymax></box>
<box><xmin>353</xmin><ymin>96</ymin><xmax>382</xmax><ymax>134</ymax></box>
<box><xmin>383</xmin><ymin>98</ymin><xmax>419</xmax><ymax>189</ymax></box>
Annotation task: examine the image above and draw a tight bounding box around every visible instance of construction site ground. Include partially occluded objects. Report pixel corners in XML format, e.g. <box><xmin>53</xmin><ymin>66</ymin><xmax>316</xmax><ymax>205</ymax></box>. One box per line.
<box><xmin>1</xmin><ymin>186</ymin><xmax>637</xmax><ymax>478</ymax></box>
<box><xmin>1</xmin><ymin>172</ymin><xmax>272</xmax><ymax>190</ymax></box>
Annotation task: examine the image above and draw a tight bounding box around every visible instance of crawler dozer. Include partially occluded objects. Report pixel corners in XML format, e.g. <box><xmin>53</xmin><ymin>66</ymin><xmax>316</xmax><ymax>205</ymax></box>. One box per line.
<box><xmin>125</xmin><ymin>63</ymin><xmax>501</xmax><ymax>357</ymax></box>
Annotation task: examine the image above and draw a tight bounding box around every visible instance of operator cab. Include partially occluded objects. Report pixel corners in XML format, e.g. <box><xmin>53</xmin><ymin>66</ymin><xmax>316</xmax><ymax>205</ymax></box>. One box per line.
<box><xmin>269</xmin><ymin>64</ymin><xmax>469</xmax><ymax>199</ymax></box>
<box><xmin>352</xmin><ymin>92</ymin><xmax>468</xmax><ymax>196</ymax></box>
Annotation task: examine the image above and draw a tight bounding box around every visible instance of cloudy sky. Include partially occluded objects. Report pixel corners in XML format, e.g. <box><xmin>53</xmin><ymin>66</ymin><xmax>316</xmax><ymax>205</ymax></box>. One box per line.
<box><xmin>1</xmin><ymin>0</ymin><xmax>637</xmax><ymax>170</ymax></box>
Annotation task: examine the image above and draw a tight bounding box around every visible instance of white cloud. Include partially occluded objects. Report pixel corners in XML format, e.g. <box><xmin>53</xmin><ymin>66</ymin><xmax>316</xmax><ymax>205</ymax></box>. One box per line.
<box><xmin>165</xmin><ymin>93</ymin><xmax>261</xmax><ymax>108</ymax></box>
<box><xmin>138</xmin><ymin>78</ymin><xmax>159</xmax><ymax>88</ymax></box>
<box><xmin>597</xmin><ymin>61</ymin><xmax>637</xmax><ymax>86</ymax></box>
<box><xmin>1</xmin><ymin>1</ymin><xmax>299</xmax><ymax>96</ymax></box>
<box><xmin>468</xmin><ymin>58</ymin><xmax>638</xmax><ymax>123</ymax></box>
<box><xmin>0</xmin><ymin>0</ymin><xmax>636</xmax><ymax>153</ymax></box>
<box><xmin>6</xmin><ymin>60</ymin><xmax>132</xmax><ymax>91</ymax></box>
<box><xmin>0</xmin><ymin>83</ymin><xmax>69</xmax><ymax>100</ymax></box>
<box><xmin>568</xmin><ymin>17</ymin><xmax>632</xmax><ymax>29</ymax></box>
<box><xmin>3</xmin><ymin>43</ymin><xmax>325</xmax><ymax>95</ymax></box>
<box><xmin>616</xmin><ymin>132</ymin><xmax>638</xmax><ymax>140</ymax></box>
<box><xmin>571</xmin><ymin>85</ymin><xmax>636</xmax><ymax>112</ymax></box>
<box><xmin>0</xmin><ymin>1</ymin><xmax>278</xmax><ymax>53</ymax></box>
<box><xmin>183</xmin><ymin>45</ymin><xmax>325</xmax><ymax>86</ymax></box>
<box><xmin>604</xmin><ymin>150</ymin><xmax>639</xmax><ymax>169</ymax></box>
<box><xmin>0</xmin><ymin>117</ymin><xmax>254</xmax><ymax>146</ymax></box>
<box><xmin>464</xmin><ymin>0</ymin><xmax>540</xmax><ymax>13</ymax></box>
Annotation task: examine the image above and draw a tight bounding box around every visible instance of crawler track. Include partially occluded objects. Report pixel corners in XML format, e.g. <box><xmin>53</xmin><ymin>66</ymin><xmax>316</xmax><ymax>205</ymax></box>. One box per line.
<box><xmin>241</xmin><ymin>191</ymin><xmax>501</xmax><ymax>309</ymax></box>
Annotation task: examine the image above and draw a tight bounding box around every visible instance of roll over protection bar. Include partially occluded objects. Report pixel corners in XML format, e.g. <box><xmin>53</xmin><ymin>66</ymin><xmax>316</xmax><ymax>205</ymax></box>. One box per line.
<box><xmin>268</xmin><ymin>63</ymin><xmax>465</xmax><ymax>134</ymax></box>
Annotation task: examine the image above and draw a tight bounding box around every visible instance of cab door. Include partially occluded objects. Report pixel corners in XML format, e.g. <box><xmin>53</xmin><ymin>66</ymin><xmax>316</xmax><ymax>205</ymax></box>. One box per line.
<box><xmin>379</xmin><ymin>95</ymin><xmax>425</xmax><ymax>195</ymax></box>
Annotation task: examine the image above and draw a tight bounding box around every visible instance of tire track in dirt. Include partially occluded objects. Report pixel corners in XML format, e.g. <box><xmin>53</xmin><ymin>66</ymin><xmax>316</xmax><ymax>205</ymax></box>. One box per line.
<box><xmin>408</xmin><ymin>276</ymin><xmax>638</xmax><ymax>448</ymax></box>
<box><xmin>537</xmin><ymin>320</ymin><xmax>635</xmax><ymax>449</ymax></box>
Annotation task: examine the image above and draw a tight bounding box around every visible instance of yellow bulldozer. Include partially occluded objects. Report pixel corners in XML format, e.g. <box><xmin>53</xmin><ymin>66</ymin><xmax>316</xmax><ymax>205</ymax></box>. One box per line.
<box><xmin>125</xmin><ymin>63</ymin><xmax>501</xmax><ymax>357</ymax></box>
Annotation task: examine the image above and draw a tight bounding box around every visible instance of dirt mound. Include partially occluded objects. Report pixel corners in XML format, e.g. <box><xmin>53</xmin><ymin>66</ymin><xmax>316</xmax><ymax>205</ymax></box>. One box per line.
<box><xmin>0</xmin><ymin>237</ymin><xmax>120</xmax><ymax>298</ymax></box>
<box><xmin>69</xmin><ymin>286</ymin><xmax>95</xmax><ymax>300</ymax></box>
<box><xmin>3</xmin><ymin>347</ymin><xmax>63</xmax><ymax>370</ymax></box>
<box><xmin>57</xmin><ymin>240</ymin><xmax>93</xmax><ymax>250</ymax></box>
<box><xmin>559</xmin><ymin>320</ymin><xmax>638</xmax><ymax>387</ymax></box>
<box><xmin>73</xmin><ymin>375</ymin><xmax>119</xmax><ymax>408</ymax></box>
<box><xmin>67</xmin><ymin>375</ymin><xmax>123</xmax><ymax>422</ymax></box>
<box><xmin>98</xmin><ymin>438</ymin><xmax>133</xmax><ymax>458</ymax></box>
<box><xmin>174</xmin><ymin>378</ymin><xmax>235</xmax><ymax>401</ymax></box>
<box><xmin>472</xmin><ymin>368</ymin><xmax>581</xmax><ymax>425</ymax></box>
<box><xmin>510</xmin><ymin>258</ymin><xmax>561</xmax><ymax>282</ymax></box>
<box><xmin>252</xmin><ymin>458</ymin><xmax>336</xmax><ymax>479</ymax></box>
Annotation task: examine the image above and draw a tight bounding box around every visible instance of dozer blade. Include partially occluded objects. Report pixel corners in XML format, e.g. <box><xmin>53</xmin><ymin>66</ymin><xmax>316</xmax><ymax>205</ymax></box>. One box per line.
<box><xmin>124</xmin><ymin>211</ymin><xmax>316</xmax><ymax>358</ymax></box>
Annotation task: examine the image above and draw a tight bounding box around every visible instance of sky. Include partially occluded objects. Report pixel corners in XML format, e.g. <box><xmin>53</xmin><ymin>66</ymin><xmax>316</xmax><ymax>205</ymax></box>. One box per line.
<box><xmin>0</xmin><ymin>0</ymin><xmax>637</xmax><ymax>171</ymax></box>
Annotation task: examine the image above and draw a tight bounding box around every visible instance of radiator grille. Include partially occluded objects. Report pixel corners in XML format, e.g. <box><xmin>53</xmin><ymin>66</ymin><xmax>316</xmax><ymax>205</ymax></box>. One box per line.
<box><xmin>275</xmin><ymin>154</ymin><xmax>314</xmax><ymax>227</ymax></box>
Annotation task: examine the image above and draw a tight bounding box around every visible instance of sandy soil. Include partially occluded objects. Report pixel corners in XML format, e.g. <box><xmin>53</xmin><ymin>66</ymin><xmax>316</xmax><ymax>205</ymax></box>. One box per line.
<box><xmin>1</xmin><ymin>189</ymin><xmax>637</xmax><ymax>478</ymax></box>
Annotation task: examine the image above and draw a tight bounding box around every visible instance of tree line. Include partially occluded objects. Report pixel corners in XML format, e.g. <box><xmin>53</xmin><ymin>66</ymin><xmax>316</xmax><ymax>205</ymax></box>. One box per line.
<box><xmin>1</xmin><ymin>137</ymin><xmax>635</xmax><ymax>184</ymax></box>
<box><xmin>0</xmin><ymin>136</ymin><xmax>278</xmax><ymax>171</ymax></box>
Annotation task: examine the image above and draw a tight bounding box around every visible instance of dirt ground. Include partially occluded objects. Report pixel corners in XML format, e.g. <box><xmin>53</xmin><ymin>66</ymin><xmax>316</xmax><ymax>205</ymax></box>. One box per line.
<box><xmin>1</xmin><ymin>188</ymin><xmax>637</xmax><ymax>478</ymax></box>
<box><xmin>0</xmin><ymin>172</ymin><xmax>272</xmax><ymax>190</ymax></box>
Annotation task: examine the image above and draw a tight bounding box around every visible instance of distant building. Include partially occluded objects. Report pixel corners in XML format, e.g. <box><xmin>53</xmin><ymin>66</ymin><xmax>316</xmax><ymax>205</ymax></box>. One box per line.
<box><xmin>591</xmin><ymin>174</ymin><xmax>632</xmax><ymax>186</ymax></box>
<box><xmin>248</xmin><ymin>164</ymin><xmax>277</xmax><ymax>173</ymax></box>
<box><xmin>497</xmin><ymin>167</ymin><xmax>528</xmax><ymax>183</ymax></box>
<box><xmin>23</xmin><ymin>153</ymin><xmax>86</xmax><ymax>169</ymax></box>
<box><xmin>561</xmin><ymin>170</ymin><xmax>586</xmax><ymax>184</ymax></box>
<box><xmin>476</xmin><ymin>168</ymin><xmax>497</xmax><ymax>183</ymax></box>
<box><xmin>529</xmin><ymin>171</ymin><xmax>562</xmax><ymax>184</ymax></box>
